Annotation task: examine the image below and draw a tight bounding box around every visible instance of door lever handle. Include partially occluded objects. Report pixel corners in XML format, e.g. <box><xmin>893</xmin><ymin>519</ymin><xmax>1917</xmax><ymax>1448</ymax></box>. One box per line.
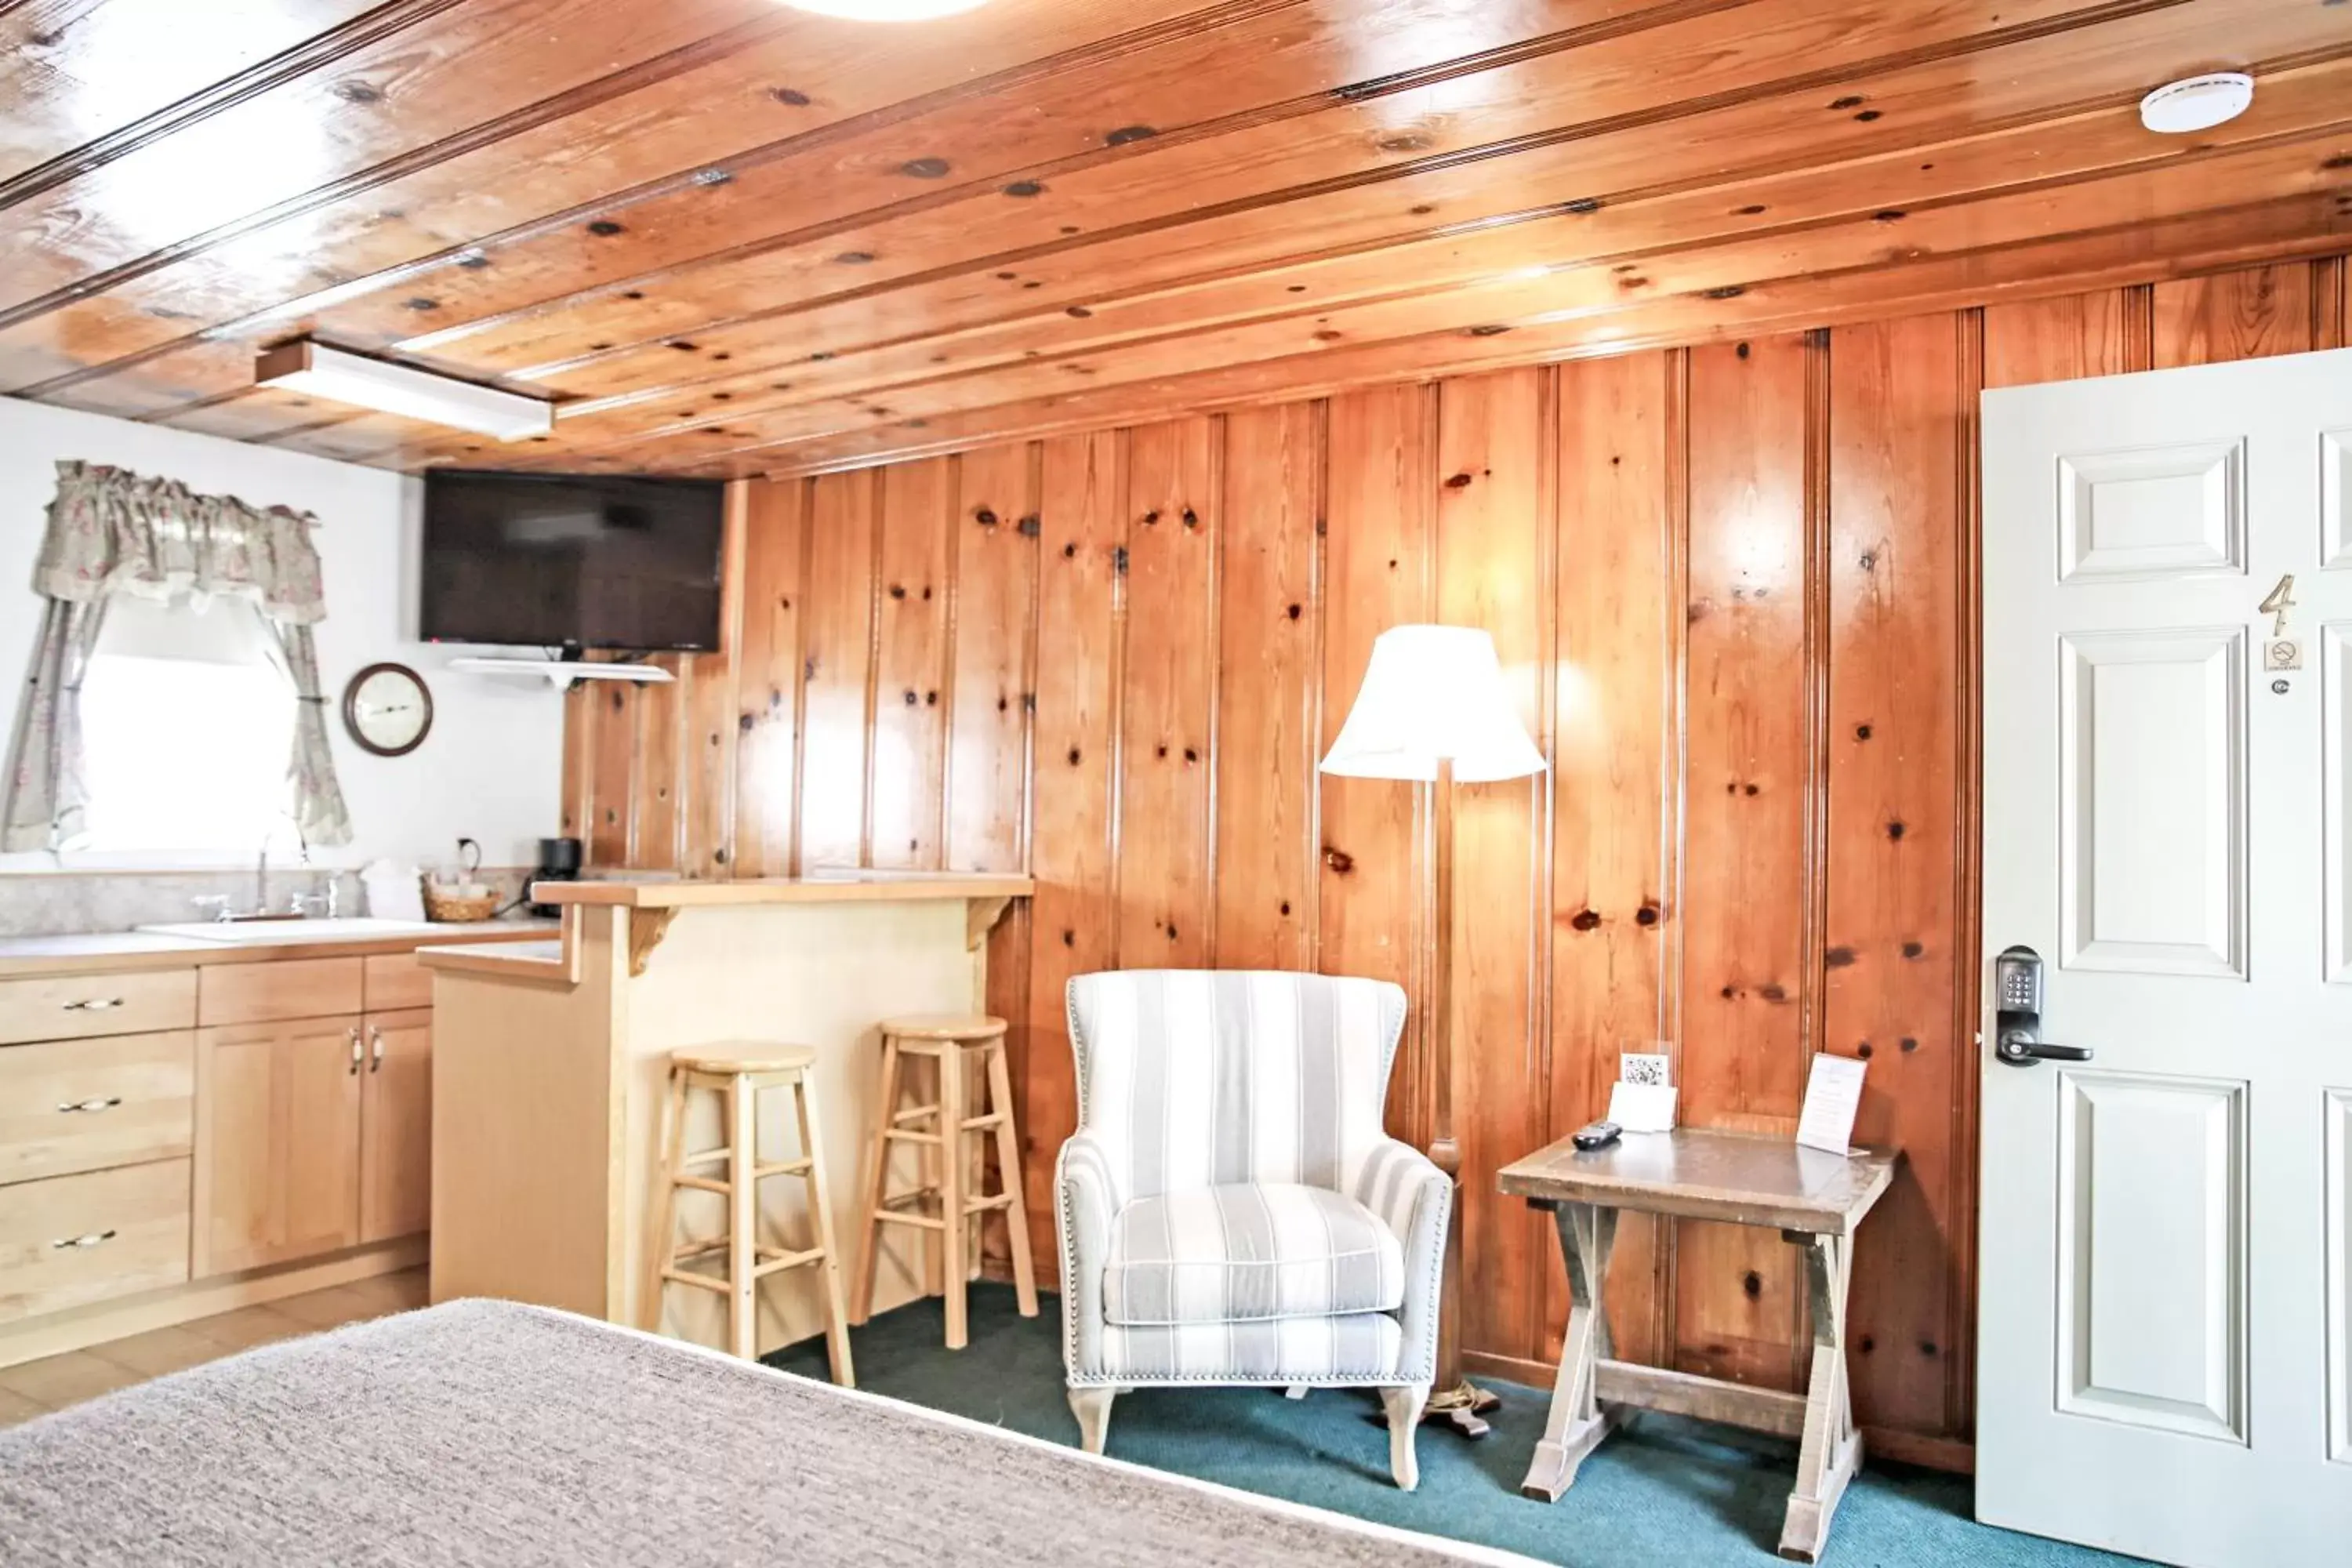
<box><xmin>1996</xmin><ymin>1029</ymin><xmax>2093</xmax><ymax>1066</ymax></box>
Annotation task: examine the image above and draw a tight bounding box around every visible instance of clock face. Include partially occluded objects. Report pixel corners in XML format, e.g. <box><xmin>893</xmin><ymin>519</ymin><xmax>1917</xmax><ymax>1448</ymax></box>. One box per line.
<box><xmin>342</xmin><ymin>664</ymin><xmax>433</xmax><ymax>757</ymax></box>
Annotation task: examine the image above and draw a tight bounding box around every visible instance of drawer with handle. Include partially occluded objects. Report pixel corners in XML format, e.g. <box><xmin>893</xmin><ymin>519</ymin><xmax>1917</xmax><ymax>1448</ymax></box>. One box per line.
<box><xmin>0</xmin><ymin>1157</ymin><xmax>191</xmax><ymax>1323</ymax></box>
<box><xmin>0</xmin><ymin>1030</ymin><xmax>195</xmax><ymax>1186</ymax></box>
<box><xmin>362</xmin><ymin>951</ymin><xmax>434</xmax><ymax>1012</ymax></box>
<box><xmin>0</xmin><ymin>967</ymin><xmax>197</xmax><ymax>1047</ymax></box>
<box><xmin>198</xmin><ymin>956</ymin><xmax>363</xmax><ymax>1026</ymax></box>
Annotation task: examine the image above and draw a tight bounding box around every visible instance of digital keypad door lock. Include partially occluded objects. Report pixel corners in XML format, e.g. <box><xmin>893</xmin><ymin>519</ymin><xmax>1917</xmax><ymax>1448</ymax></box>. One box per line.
<box><xmin>1993</xmin><ymin>946</ymin><xmax>2093</xmax><ymax>1068</ymax></box>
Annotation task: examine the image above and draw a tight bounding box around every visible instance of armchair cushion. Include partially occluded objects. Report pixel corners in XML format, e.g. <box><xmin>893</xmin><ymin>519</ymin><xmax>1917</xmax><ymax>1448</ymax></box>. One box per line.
<box><xmin>1102</xmin><ymin>1183</ymin><xmax>1404</xmax><ymax>1327</ymax></box>
<box><xmin>1097</xmin><ymin>1313</ymin><xmax>1403</xmax><ymax>1381</ymax></box>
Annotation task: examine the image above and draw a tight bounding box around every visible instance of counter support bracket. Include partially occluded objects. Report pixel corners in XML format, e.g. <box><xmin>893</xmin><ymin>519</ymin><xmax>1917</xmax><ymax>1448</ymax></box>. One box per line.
<box><xmin>966</xmin><ymin>896</ymin><xmax>1014</xmax><ymax>952</ymax></box>
<box><xmin>626</xmin><ymin>908</ymin><xmax>680</xmax><ymax>976</ymax></box>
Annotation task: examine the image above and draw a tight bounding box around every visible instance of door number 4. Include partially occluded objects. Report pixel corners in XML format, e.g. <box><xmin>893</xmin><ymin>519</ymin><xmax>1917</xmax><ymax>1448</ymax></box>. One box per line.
<box><xmin>2259</xmin><ymin>574</ymin><xmax>2302</xmax><ymax>675</ymax></box>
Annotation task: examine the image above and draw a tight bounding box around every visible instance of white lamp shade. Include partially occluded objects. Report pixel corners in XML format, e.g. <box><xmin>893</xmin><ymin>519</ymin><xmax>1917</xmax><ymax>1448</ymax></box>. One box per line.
<box><xmin>1319</xmin><ymin>625</ymin><xmax>1547</xmax><ymax>783</ymax></box>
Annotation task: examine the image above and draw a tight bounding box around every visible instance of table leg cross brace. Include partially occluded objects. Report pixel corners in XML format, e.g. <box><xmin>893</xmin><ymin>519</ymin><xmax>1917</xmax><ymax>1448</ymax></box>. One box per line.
<box><xmin>1517</xmin><ymin>1207</ymin><xmax>1865</xmax><ymax>1565</ymax></box>
<box><xmin>1777</xmin><ymin>1230</ymin><xmax>1861</xmax><ymax>1564</ymax></box>
<box><xmin>1522</xmin><ymin>1202</ymin><xmax>1619</xmax><ymax>1501</ymax></box>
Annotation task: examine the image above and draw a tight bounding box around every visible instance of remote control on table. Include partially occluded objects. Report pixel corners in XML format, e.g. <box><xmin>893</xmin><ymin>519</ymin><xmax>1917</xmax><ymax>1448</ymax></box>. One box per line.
<box><xmin>1571</xmin><ymin>1120</ymin><xmax>1622</xmax><ymax>1152</ymax></box>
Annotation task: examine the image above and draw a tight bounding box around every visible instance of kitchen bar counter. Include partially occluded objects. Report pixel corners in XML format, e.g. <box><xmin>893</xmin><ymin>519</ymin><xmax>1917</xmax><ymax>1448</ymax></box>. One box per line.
<box><xmin>534</xmin><ymin>873</ymin><xmax>1033</xmax><ymax>909</ymax></box>
<box><xmin>0</xmin><ymin>920</ymin><xmax>556</xmax><ymax>978</ymax></box>
<box><xmin>422</xmin><ymin>875</ymin><xmax>1031</xmax><ymax>1355</ymax></box>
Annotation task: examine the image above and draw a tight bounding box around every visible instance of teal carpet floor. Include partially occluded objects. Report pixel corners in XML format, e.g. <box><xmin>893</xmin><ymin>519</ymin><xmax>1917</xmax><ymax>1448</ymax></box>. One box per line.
<box><xmin>768</xmin><ymin>1284</ymin><xmax>2136</xmax><ymax>1568</ymax></box>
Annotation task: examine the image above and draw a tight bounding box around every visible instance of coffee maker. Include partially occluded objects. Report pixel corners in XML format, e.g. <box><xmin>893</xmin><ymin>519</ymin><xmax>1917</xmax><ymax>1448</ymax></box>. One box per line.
<box><xmin>529</xmin><ymin>837</ymin><xmax>583</xmax><ymax>918</ymax></box>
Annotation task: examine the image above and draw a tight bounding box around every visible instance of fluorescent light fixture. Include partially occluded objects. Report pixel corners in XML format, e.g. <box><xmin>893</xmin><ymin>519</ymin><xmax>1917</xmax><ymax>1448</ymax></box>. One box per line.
<box><xmin>2139</xmin><ymin>73</ymin><xmax>2254</xmax><ymax>135</ymax></box>
<box><xmin>254</xmin><ymin>339</ymin><xmax>554</xmax><ymax>441</ymax></box>
<box><xmin>780</xmin><ymin>0</ymin><xmax>987</xmax><ymax>18</ymax></box>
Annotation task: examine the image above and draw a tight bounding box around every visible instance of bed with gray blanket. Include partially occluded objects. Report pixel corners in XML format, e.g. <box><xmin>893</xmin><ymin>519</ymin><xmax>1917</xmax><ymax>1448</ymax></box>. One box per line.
<box><xmin>0</xmin><ymin>1300</ymin><xmax>1530</xmax><ymax>1566</ymax></box>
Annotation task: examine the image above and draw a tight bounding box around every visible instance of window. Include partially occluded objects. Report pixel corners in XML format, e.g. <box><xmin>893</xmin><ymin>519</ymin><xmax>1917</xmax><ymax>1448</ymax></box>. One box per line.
<box><xmin>75</xmin><ymin>595</ymin><xmax>297</xmax><ymax>855</ymax></box>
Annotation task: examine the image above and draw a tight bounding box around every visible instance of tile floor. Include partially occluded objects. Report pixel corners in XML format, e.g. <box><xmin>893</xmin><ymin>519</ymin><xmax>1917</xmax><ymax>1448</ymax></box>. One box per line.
<box><xmin>0</xmin><ymin>1267</ymin><xmax>428</xmax><ymax>1429</ymax></box>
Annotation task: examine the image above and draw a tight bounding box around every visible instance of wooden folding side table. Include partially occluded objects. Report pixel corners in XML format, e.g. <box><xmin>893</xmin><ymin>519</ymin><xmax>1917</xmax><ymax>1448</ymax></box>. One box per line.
<box><xmin>1497</xmin><ymin>1128</ymin><xmax>1896</xmax><ymax>1564</ymax></box>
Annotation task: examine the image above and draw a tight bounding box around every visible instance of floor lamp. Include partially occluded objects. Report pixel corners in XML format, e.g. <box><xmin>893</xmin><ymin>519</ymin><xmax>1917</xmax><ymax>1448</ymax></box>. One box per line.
<box><xmin>1320</xmin><ymin>624</ymin><xmax>1548</xmax><ymax>1437</ymax></box>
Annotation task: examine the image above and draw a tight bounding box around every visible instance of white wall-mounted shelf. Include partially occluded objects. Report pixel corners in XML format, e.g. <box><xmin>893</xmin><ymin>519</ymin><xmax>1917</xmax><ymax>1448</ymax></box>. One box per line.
<box><xmin>448</xmin><ymin>657</ymin><xmax>676</xmax><ymax>691</ymax></box>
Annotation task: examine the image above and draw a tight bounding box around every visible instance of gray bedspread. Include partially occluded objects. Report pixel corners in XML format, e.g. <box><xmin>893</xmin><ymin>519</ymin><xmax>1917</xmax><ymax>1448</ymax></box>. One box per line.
<box><xmin>0</xmin><ymin>1300</ymin><xmax>1518</xmax><ymax>1566</ymax></box>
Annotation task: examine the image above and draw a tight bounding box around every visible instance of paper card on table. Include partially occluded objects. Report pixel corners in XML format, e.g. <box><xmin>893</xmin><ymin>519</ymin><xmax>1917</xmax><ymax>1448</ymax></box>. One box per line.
<box><xmin>1795</xmin><ymin>1054</ymin><xmax>1867</xmax><ymax>1155</ymax></box>
<box><xmin>1619</xmin><ymin>1051</ymin><xmax>1672</xmax><ymax>1088</ymax></box>
<box><xmin>1607</xmin><ymin>1080</ymin><xmax>1679</xmax><ymax>1134</ymax></box>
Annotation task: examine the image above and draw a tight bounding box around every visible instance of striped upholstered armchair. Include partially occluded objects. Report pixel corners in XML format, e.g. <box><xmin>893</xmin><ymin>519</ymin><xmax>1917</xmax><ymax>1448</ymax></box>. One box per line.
<box><xmin>1055</xmin><ymin>969</ymin><xmax>1451</xmax><ymax>1490</ymax></box>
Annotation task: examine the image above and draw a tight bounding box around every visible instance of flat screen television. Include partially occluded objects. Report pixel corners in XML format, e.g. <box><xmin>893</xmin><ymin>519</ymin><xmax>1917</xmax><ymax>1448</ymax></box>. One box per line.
<box><xmin>419</xmin><ymin>469</ymin><xmax>726</xmax><ymax>652</ymax></box>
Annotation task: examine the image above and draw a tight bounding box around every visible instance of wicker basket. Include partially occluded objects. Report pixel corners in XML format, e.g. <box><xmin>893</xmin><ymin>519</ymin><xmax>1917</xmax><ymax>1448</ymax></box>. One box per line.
<box><xmin>420</xmin><ymin>878</ymin><xmax>500</xmax><ymax>923</ymax></box>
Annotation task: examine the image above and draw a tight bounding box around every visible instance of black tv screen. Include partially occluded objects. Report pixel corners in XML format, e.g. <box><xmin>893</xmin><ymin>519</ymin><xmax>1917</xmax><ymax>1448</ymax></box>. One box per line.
<box><xmin>419</xmin><ymin>470</ymin><xmax>725</xmax><ymax>652</ymax></box>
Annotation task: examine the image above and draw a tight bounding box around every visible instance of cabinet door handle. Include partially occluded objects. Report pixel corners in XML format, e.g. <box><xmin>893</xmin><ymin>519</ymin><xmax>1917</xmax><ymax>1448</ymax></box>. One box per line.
<box><xmin>60</xmin><ymin>997</ymin><xmax>124</xmax><ymax>1011</ymax></box>
<box><xmin>368</xmin><ymin>1025</ymin><xmax>384</xmax><ymax>1073</ymax></box>
<box><xmin>52</xmin><ymin>1230</ymin><xmax>117</xmax><ymax>1250</ymax></box>
<box><xmin>349</xmin><ymin>1027</ymin><xmax>364</xmax><ymax>1074</ymax></box>
<box><xmin>56</xmin><ymin>1096</ymin><xmax>123</xmax><ymax>1114</ymax></box>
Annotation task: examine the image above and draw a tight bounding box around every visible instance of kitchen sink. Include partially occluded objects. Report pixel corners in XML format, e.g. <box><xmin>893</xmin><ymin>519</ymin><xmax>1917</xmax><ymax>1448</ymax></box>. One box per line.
<box><xmin>135</xmin><ymin>916</ymin><xmax>449</xmax><ymax>943</ymax></box>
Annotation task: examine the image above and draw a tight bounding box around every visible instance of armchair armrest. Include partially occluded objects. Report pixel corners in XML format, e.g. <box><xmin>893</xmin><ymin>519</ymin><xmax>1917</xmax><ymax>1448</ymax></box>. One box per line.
<box><xmin>1054</xmin><ymin>1131</ymin><xmax>1122</xmax><ymax>1380</ymax></box>
<box><xmin>1351</xmin><ymin>1138</ymin><xmax>1451</xmax><ymax>1385</ymax></box>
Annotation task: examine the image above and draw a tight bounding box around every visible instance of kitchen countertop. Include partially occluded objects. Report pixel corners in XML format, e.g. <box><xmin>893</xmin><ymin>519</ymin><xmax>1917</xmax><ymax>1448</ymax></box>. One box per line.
<box><xmin>415</xmin><ymin>936</ymin><xmax>570</xmax><ymax>982</ymax></box>
<box><xmin>0</xmin><ymin>920</ymin><xmax>558</xmax><ymax>978</ymax></box>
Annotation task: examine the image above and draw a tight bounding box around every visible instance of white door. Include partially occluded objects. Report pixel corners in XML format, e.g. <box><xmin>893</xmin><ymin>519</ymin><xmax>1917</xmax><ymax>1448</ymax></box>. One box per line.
<box><xmin>1980</xmin><ymin>347</ymin><xmax>2352</xmax><ymax>1565</ymax></box>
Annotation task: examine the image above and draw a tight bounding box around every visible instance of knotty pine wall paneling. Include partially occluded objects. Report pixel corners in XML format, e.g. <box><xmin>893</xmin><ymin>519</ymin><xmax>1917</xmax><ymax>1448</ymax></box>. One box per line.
<box><xmin>1673</xmin><ymin>332</ymin><xmax>1818</xmax><ymax>1396</ymax></box>
<box><xmin>730</xmin><ymin>476</ymin><xmax>806</xmax><ymax>880</ymax></box>
<box><xmin>1117</xmin><ymin>419</ymin><xmax>1219</xmax><ymax>971</ymax></box>
<box><xmin>570</xmin><ymin>252</ymin><xmax>2352</xmax><ymax>1463</ymax></box>
<box><xmin>1824</xmin><ymin>314</ymin><xmax>1969</xmax><ymax>1436</ymax></box>
<box><xmin>1546</xmin><ymin>349</ymin><xmax>1684</xmax><ymax>1374</ymax></box>
<box><xmin>1021</xmin><ymin>432</ymin><xmax>1125</xmax><ymax>1260</ymax></box>
<box><xmin>799</xmin><ymin>470</ymin><xmax>880</xmax><ymax>872</ymax></box>
<box><xmin>945</xmin><ymin>445</ymin><xmax>1037</xmax><ymax>878</ymax></box>
<box><xmin>870</xmin><ymin>459</ymin><xmax>954</xmax><ymax>872</ymax></box>
<box><xmin>1433</xmin><ymin>366</ymin><xmax>1552</xmax><ymax>1372</ymax></box>
<box><xmin>1211</xmin><ymin>403</ymin><xmax>1323</xmax><ymax>975</ymax></box>
<box><xmin>1318</xmin><ymin>386</ymin><xmax>1438</xmax><ymax>1143</ymax></box>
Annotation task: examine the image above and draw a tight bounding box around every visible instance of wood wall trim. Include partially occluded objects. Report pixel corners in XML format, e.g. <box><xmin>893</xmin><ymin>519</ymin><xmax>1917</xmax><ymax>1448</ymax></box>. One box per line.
<box><xmin>1948</xmin><ymin>306</ymin><xmax>1987</xmax><ymax>1439</ymax></box>
<box><xmin>564</xmin><ymin>248</ymin><xmax>2352</xmax><ymax>1452</ymax></box>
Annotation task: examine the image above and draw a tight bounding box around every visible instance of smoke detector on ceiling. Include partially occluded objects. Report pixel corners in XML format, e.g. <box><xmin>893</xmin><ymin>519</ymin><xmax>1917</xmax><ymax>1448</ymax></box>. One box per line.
<box><xmin>2139</xmin><ymin>73</ymin><xmax>2255</xmax><ymax>135</ymax></box>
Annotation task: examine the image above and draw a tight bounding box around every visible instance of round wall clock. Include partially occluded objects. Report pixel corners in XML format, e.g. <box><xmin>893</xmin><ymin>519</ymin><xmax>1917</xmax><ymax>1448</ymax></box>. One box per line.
<box><xmin>341</xmin><ymin>662</ymin><xmax>434</xmax><ymax>757</ymax></box>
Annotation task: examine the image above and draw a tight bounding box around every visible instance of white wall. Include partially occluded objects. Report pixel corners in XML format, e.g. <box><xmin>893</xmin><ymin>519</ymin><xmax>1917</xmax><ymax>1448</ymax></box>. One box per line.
<box><xmin>0</xmin><ymin>395</ymin><xmax>561</xmax><ymax>870</ymax></box>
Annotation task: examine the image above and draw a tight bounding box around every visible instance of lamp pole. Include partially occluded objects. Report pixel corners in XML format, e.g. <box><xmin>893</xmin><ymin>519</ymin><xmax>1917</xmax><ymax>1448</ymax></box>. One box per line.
<box><xmin>1425</xmin><ymin>754</ymin><xmax>1498</xmax><ymax>1436</ymax></box>
<box><xmin>1317</xmin><ymin>624</ymin><xmax>1537</xmax><ymax>1439</ymax></box>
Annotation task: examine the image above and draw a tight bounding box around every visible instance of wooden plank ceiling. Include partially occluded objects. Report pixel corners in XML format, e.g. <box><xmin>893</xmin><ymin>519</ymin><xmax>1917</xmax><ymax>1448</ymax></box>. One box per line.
<box><xmin>3</xmin><ymin>0</ymin><xmax>2347</xmax><ymax>478</ymax></box>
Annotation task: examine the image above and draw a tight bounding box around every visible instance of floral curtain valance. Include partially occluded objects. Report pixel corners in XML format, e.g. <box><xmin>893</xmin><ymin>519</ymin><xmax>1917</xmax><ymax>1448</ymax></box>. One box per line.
<box><xmin>2</xmin><ymin>461</ymin><xmax>350</xmax><ymax>853</ymax></box>
<box><xmin>34</xmin><ymin>459</ymin><xmax>328</xmax><ymax>625</ymax></box>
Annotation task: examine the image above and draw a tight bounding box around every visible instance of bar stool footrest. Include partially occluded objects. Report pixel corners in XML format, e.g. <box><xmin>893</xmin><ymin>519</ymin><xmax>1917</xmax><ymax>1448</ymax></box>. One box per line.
<box><xmin>660</xmin><ymin>1268</ymin><xmax>731</xmax><ymax>1295</ymax></box>
<box><xmin>752</xmin><ymin>1246</ymin><xmax>828</xmax><ymax>1278</ymax></box>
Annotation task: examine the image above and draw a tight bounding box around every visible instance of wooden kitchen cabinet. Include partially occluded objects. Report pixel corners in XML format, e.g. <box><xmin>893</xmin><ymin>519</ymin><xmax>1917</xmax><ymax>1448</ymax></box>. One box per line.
<box><xmin>192</xmin><ymin>1018</ymin><xmax>363</xmax><ymax>1276</ymax></box>
<box><xmin>0</xmin><ymin>926</ymin><xmax>539</xmax><ymax>1362</ymax></box>
<box><xmin>358</xmin><ymin>1008</ymin><xmax>432</xmax><ymax>1244</ymax></box>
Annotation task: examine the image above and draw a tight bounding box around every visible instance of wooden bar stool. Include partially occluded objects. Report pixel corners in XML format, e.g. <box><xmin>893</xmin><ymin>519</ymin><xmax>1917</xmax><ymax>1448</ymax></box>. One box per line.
<box><xmin>851</xmin><ymin>1014</ymin><xmax>1039</xmax><ymax>1349</ymax></box>
<box><xmin>645</xmin><ymin>1043</ymin><xmax>854</xmax><ymax>1386</ymax></box>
